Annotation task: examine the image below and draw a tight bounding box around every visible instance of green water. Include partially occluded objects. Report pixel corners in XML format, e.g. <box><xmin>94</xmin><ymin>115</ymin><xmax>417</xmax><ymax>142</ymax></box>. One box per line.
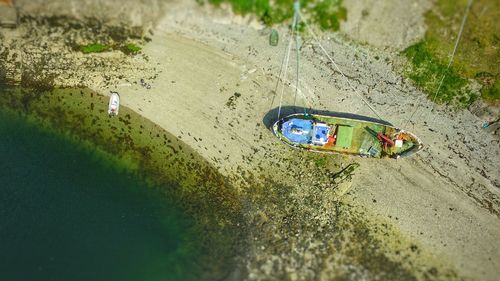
<box><xmin>0</xmin><ymin>110</ymin><xmax>206</xmax><ymax>281</ymax></box>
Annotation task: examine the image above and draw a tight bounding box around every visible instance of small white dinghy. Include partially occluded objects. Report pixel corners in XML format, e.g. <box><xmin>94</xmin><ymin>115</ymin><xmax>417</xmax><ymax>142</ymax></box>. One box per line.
<box><xmin>108</xmin><ymin>92</ymin><xmax>120</xmax><ymax>116</ymax></box>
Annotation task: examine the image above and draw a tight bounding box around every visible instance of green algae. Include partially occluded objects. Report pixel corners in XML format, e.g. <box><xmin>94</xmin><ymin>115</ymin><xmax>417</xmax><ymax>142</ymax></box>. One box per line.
<box><xmin>403</xmin><ymin>40</ymin><xmax>471</xmax><ymax>106</ymax></box>
<box><xmin>403</xmin><ymin>0</ymin><xmax>499</xmax><ymax>106</ymax></box>
<box><xmin>0</xmin><ymin>84</ymin><xmax>463</xmax><ymax>280</ymax></box>
<box><xmin>0</xmin><ymin>86</ymin><xmax>245</xmax><ymax>280</ymax></box>
<box><xmin>332</xmin><ymin>202</ymin><xmax>462</xmax><ymax>281</ymax></box>
<box><xmin>202</xmin><ymin>0</ymin><xmax>346</xmax><ymax>31</ymax></box>
<box><xmin>242</xmin><ymin>174</ymin><xmax>462</xmax><ymax>280</ymax></box>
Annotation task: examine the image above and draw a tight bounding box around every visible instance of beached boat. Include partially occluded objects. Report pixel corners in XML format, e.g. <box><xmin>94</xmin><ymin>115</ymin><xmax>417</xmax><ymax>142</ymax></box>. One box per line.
<box><xmin>271</xmin><ymin>1</ymin><xmax>423</xmax><ymax>159</ymax></box>
<box><xmin>108</xmin><ymin>92</ymin><xmax>120</xmax><ymax>116</ymax></box>
<box><xmin>273</xmin><ymin>113</ymin><xmax>423</xmax><ymax>159</ymax></box>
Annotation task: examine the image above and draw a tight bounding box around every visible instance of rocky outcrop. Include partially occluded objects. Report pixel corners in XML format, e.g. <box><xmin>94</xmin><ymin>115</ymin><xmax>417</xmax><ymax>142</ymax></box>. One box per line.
<box><xmin>0</xmin><ymin>0</ymin><xmax>17</xmax><ymax>28</ymax></box>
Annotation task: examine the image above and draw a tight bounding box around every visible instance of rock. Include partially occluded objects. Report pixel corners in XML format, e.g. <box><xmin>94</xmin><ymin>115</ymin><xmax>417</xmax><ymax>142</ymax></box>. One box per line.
<box><xmin>0</xmin><ymin>0</ymin><xmax>17</xmax><ymax>28</ymax></box>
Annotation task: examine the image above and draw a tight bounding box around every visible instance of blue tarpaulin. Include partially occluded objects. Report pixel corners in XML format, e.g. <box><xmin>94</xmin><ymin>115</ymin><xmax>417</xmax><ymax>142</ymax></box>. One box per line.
<box><xmin>282</xmin><ymin>119</ymin><xmax>313</xmax><ymax>144</ymax></box>
<box><xmin>312</xmin><ymin>124</ymin><xmax>329</xmax><ymax>144</ymax></box>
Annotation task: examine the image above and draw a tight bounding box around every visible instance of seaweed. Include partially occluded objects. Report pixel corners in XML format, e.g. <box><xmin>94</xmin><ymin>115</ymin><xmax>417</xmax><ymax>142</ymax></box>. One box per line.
<box><xmin>123</xmin><ymin>43</ymin><xmax>142</xmax><ymax>54</ymax></box>
<box><xmin>403</xmin><ymin>40</ymin><xmax>469</xmax><ymax>106</ymax></box>
<box><xmin>403</xmin><ymin>0</ymin><xmax>499</xmax><ymax>106</ymax></box>
<box><xmin>79</xmin><ymin>43</ymin><xmax>110</xmax><ymax>53</ymax></box>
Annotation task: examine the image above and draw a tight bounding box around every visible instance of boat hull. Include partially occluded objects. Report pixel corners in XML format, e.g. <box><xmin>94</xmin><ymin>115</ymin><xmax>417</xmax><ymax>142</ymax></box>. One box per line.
<box><xmin>108</xmin><ymin>92</ymin><xmax>120</xmax><ymax>116</ymax></box>
<box><xmin>272</xmin><ymin>113</ymin><xmax>423</xmax><ymax>159</ymax></box>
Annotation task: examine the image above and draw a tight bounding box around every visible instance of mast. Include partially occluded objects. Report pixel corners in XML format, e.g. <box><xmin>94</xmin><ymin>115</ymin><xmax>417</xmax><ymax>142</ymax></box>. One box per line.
<box><xmin>292</xmin><ymin>0</ymin><xmax>307</xmax><ymax>114</ymax></box>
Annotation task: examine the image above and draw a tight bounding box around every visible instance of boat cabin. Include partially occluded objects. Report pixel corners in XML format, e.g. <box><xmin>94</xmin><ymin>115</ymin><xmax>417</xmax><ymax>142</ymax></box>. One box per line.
<box><xmin>311</xmin><ymin>123</ymin><xmax>329</xmax><ymax>145</ymax></box>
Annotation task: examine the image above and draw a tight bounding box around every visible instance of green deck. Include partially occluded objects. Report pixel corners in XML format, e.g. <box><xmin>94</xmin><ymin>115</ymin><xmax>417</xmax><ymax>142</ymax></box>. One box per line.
<box><xmin>314</xmin><ymin>115</ymin><xmax>387</xmax><ymax>157</ymax></box>
<box><xmin>335</xmin><ymin>126</ymin><xmax>353</xmax><ymax>148</ymax></box>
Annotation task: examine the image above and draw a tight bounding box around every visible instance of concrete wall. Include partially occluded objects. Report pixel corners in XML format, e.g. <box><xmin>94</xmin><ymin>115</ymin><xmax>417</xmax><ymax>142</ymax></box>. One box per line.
<box><xmin>14</xmin><ymin>0</ymin><xmax>168</xmax><ymax>28</ymax></box>
<box><xmin>0</xmin><ymin>0</ymin><xmax>17</xmax><ymax>27</ymax></box>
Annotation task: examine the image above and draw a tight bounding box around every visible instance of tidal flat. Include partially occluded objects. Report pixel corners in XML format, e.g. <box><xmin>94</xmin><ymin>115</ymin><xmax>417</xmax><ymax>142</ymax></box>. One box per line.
<box><xmin>0</xmin><ymin>86</ymin><xmax>463</xmax><ymax>280</ymax></box>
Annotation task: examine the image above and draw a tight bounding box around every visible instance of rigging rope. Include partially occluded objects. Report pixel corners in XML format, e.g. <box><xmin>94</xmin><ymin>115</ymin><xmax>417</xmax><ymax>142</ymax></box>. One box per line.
<box><xmin>277</xmin><ymin>34</ymin><xmax>294</xmax><ymax>120</ymax></box>
<box><xmin>403</xmin><ymin>0</ymin><xmax>474</xmax><ymax>129</ymax></box>
<box><xmin>270</xmin><ymin>25</ymin><xmax>293</xmax><ymax>111</ymax></box>
<box><xmin>297</xmin><ymin>10</ymin><xmax>384</xmax><ymax>121</ymax></box>
<box><xmin>291</xmin><ymin>1</ymin><xmax>304</xmax><ymax>114</ymax></box>
<box><xmin>432</xmin><ymin>0</ymin><xmax>474</xmax><ymax>102</ymax></box>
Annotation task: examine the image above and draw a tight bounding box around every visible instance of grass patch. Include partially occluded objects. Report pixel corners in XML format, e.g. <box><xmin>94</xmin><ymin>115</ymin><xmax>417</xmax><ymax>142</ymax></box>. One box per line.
<box><xmin>124</xmin><ymin>43</ymin><xmax>142</xmax><ymax>54</ymax></box>
<box><xmin>403</xmin><ymin>0</ymin><xmax>499</xmax><ymax>106</ymax></box>
<box><xmin>403</xmin><ymin>40</ymin><xmax>471</xmax><ymax>105</ymax></box>
<box><xmin>79</xmin><ymin>43</ymin><xmax>110</xmax><ymax>54</ymax></box>
<box><xmin>203</xmin><ymin>0</ymin><xmax>346</xmax><ymax>31</ymax></box>
<box><xmin>307</xmin><ymin>0</ymin><xmax>346</xmax><ymax>31</ymax></box>
<box><xmin>481</xmin><ymin>79</ymin><xmax>500</xmax><ymax>101</ymax></box>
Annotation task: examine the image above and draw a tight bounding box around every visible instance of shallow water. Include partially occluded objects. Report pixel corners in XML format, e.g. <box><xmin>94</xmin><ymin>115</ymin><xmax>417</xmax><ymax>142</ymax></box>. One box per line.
<box><xmin>0</xmin><ymin>109</ymin><xmax>206</xmax><ymax>281</ymax></box>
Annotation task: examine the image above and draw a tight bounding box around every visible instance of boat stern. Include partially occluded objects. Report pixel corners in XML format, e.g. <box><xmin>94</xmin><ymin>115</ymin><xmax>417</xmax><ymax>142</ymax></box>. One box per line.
<box><xmin>108</xmin><ymin>92</ymin><xmax>120</xmax><ymax>116</ymax></box>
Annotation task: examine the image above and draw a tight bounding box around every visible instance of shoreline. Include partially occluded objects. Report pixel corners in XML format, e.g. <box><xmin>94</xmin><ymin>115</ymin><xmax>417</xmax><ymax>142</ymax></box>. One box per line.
<box><xmin>1</xmin><ymin>2</ymin><xmax>499</xmax><ymax>280</ymax></box>
<box><xmin>0</xmin><ymin>85</ymin><xmax>464</xmax><ymax>280</ymax></box>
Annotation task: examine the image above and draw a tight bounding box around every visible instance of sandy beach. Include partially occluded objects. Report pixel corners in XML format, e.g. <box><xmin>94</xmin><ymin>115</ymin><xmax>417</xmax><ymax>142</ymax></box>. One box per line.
<box><xmin>1</xmin><ymin>0</ymin><xmax>499</xmax><ymax>280</ymax></box>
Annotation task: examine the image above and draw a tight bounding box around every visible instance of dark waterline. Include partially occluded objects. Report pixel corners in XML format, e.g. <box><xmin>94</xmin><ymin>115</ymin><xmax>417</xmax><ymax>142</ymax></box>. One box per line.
<box><xmin>0</xmin><ymin>109</ymin><xmax>203</xmax><ymax>281</ymax></box>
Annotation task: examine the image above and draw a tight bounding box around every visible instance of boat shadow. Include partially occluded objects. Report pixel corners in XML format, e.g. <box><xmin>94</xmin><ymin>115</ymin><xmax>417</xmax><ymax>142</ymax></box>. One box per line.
<box><xmin>262</xmin><ymin>106</ymin><xmax>393</xmax><ymax>129</ymax></box>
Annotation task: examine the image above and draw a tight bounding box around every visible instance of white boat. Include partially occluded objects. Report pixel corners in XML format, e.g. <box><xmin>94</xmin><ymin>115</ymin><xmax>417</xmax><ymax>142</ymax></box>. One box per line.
<box><xmin>108</xmin><ymin>92</ymin><xmax>120</xmax><ymax>116</ymax></box>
